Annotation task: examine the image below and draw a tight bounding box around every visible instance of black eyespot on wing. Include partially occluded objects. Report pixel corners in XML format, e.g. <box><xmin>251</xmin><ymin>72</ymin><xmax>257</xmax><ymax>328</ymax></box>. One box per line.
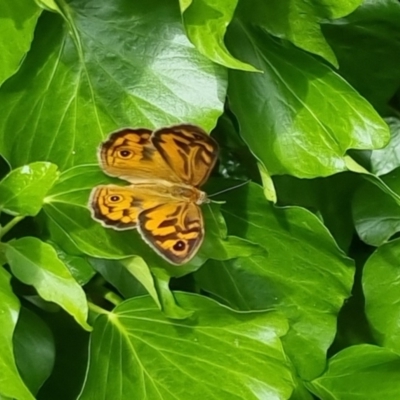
<box><xmin>109</xmin><ymin>195</ymin><xmax>122</xmax><ymax>202</ymax></box>
<box><xmin>117</xmin><ymin>149</ymin><xmax>134</xmax><ymax>159</ymax></box>
<box><xmin>173</xmin><ymin>240</ymin><xmax>186</xmax><ymax>252</ymax></box>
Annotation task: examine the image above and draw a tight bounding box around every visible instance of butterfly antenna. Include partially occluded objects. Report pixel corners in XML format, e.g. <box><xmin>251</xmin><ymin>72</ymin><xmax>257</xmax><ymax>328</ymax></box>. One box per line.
<box><xmin>208</xmin><ymin>179</ymin><xmax>251</xmax><ymax>198</ymax></box>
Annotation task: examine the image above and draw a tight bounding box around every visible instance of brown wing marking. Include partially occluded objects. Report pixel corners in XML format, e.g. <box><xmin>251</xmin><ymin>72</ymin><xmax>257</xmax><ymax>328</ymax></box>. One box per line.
<box><xmin>152</xmin><ymin>124</ymin><xmax>219</xmax><ymax>187</ymax></box>
<box><xmin>138</xmin><ymin>202</ymin><xmax>204</xmax><ymax>265</ymax></box>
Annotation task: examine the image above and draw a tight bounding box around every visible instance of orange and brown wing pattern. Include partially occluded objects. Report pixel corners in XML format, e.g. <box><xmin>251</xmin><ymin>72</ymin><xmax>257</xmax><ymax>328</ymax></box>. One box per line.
<box><xmin>152</xmin><ymin>125</ymin><xmax>218</xmax><ymax>187</ymax></box>
<box><xmin>99</xmin><ymin>128</ymin><xmax>180</xmax><ymax>183</ymax></box>
<box><xmin>138</xmin><ymin>202</ymin><xmax>204</xmax><ymax>265</ymax></box>
<box><xmin>90</xmin><ymin>185</ymin><xmax>168</xmax><ymax>230</ymax></box>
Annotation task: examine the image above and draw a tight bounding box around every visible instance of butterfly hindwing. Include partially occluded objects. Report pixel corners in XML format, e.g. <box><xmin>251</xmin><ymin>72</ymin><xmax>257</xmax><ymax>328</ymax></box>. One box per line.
<box><xmin>90</xmin><ymin>184</ymin><xmax>172</xmax><ymax>230</ymax></box>
<box><xmin>138</xmin><ymin>202</ymin><xmax>204</xmax><ymax>265</ymax></box>
<box><xmin>152</xmin><ymin>125</ymin><xmax>218</xmax><ymax>187</ymax></box>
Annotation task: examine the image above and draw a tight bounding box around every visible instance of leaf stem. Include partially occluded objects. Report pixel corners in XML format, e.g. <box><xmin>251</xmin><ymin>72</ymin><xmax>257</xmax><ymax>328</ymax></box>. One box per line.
<box><xmin>0</xmin><ymin>215</ymin><xmax>25</xmax><ymax>240</ymax></box>
<box><xmin>87</xmin><ymin>301</ymin><xmax>109</xmax><ymax>316</ymax></box>
<box><xmin>105</xmin><ymin>291</ymin><xmax>123</xmax><ymax>306</ymax></box>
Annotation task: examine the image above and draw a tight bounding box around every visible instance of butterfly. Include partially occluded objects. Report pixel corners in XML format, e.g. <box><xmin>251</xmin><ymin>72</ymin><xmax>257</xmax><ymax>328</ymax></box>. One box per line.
<box><xmin>89</xmin><ymin>124</ymin><xmax>219</xmax><ymax>265</ymax></box>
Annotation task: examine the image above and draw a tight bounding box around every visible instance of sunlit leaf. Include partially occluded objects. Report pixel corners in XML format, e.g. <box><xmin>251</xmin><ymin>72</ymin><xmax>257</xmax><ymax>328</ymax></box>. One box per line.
<box><xmin>308</xmin><ymin>345</ymin><xmax>400</xmax><ymax>400</ymax></box>
<box><xmin>78</xmin><ymin>294</ymin><xmax>294</xmax><ymax>400</ymax></box>
<box><xmin>5</xmin><ymin>237</ymin><xmax>90</xmax><ymax>331</ymax></box>
<box><xmin>227</xmin><ymin>22</ymin><xmax>389</xmax><ymax>178</ymax></box>
<box><xmin>0</xmin><ymin>0</ymin><xmax>226</xmax><ymax>170</ymax></box>
<box><xmin>179</xmin><ymin>0</ymin><xmax>258</xmax><ymax>71</ymax></box>
<box><xmin>0</xmin><ymin>162</ymin><xmax>58</xmax><ymax>216</ymax></box>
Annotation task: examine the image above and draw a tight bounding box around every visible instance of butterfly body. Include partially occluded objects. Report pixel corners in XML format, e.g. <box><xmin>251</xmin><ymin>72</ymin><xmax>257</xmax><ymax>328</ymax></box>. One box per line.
<box><xmin>89</xmin><ymin>125</ymin><xmax>218</xmax><ymax>265</ymax></box>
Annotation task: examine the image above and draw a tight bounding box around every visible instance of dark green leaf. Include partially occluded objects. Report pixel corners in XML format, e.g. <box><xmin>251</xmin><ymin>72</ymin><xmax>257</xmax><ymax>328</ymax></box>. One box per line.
<box><xmin>226</xmin><ymin>22</ymin><xmax>389</xmax><ymax>178</ymax></box>
<box><xmin>90</xmin><ymin>257</ymin><xmax>156</xmax><ymax>301</ymax></box>
<box><xmin>0</xmin><ymin>0</ymin><xmax>41</xmax><ymax>86</ymax></box>
<box><xmin>323</xmin><ymin>0</ymin><xmax>400</xmax><ymax>111</ymax></box>
<box><xmin>0</xmin><ymin>0</ymin><xmax>226</xmax><ymax>170</ymax></box>
<box><xmin>352</xmin><ymin>169</ymin><xmax>400</xmax><ymax>246</ymax></box>
<box><xmin>78</xmin><ymin>293</ymin><xmax>294</xmax><ymax>400</ymax></box>
<box><xmin>0</xmin><ymin>162</ymin><xmax>58</xmax><ymax>216</ymax></box>
<box><xmin>196</xmin><ymin>183</ymin><xmax>354</xmax><ymax>379</ymax></box>
<box><xmin>274</xmin><ymin>172</ymin><xmax>360</xmax><ymax>251</ymax></box>
<box><xmin>0</xmin><ymin>267</ymin><xmax>34</xmax><ymax>400</ymax></box>
<box><xmin>14</xmin><ymin>308</ymin><xmax>55</xmax><ymax>395</ymax></box>
<box><xmin>5</xmin><ymin>237</ymin><xmax>90</xmax><ymax>331</ymax></box>
<box><xmin>308</xmin><ymin>345</ymin><xmax>400</xmax><ymax>400</ymax></box>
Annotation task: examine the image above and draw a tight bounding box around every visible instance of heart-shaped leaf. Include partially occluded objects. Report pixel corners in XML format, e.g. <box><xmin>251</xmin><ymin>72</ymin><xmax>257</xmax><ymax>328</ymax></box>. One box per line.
<box><xmin>78</xmin><ymin>293</ymin><xmax>294</xmax><ymax>400</ymax></box>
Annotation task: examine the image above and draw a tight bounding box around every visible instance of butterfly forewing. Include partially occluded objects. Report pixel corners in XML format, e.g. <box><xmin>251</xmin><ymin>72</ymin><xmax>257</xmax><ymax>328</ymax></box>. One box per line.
<box><xmin>152</xmin><ymin>125</ymin><xmax>218</xmax><ymax>187</ymax></box>
<box><xmin>99</xmin><ymin>128</ymin><xmax>181</xmax><ymax>183</ymax></box>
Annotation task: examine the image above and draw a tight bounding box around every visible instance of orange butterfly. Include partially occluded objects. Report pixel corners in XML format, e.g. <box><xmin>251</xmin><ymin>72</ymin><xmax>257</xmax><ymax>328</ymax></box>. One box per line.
<box><xmin>89</xmin><ymin>124</ymin><xmax>218</xmax><ymax>265</ymax></box>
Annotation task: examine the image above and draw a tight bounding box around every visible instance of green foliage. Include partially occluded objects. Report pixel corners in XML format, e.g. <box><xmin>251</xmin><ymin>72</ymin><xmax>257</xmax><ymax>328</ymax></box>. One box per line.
<box><xmin>1</xmin><ymin>0</ymin><xmax>400</xmax><ymax>399</ymax></box>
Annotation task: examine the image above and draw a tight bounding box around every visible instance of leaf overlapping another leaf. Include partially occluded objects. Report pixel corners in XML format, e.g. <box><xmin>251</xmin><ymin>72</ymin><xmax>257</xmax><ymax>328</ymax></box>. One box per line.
<box><xmin>0</xmin><ymin>0</ymin><xmax>226</xmax><ymax>170</ymax></box>
<box><xmin>196</xmin><ymin>183</ymin><xmax>354</xmax><ymax>380</ymax></box>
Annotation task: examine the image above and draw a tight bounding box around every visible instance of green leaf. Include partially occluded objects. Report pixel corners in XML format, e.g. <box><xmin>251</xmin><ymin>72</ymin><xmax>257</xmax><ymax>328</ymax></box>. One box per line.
<box><xmin>0</xmin><ymin>162</ymin><xmax>58</xmax><ymax>216</ymax></box>
<box><xmin>236</xmin><ymin>0</ymin><xmax>362</xmax><ymax>67</ymax></box>
<box><xmin>352</xmin><ymin>169</ymin><xmax>400</xmax><ymax>246</ymax></box>
<box><xmin>179</xmin><ymin>0</ymin><xmax>258</xmax><ymax>71</ymax></box>
<box><xmin>0</xmin><ymin>0</ymin><xmax>226</xmax><ymax>170</ymax></box>
<box><xmin>53</xmin><ymin>244</ymin><xmax>95</xmax><ymax>286</ymax></box>
<box><xmin>195</xmin><ymin>183</ymin><xmax>354</xmax><ymax>379</ymax></box>
<box><xmin>323</xmin><ymin>0</ymin><xmax>400</xmax><ymax>111</ymax></box>
<box><xmin>226</xmin><ymin>22</ymin><xmax>389</xmax><ymax>178</ymax></box>
<box><xmin>78</xmin><ymin>293</ymin><xmax>294</xmax><ymax>400</ymax></box>
<box><xmin>0</xmin><ymin>0</ymin><xmax>41</xmax><ymax>86</ymax></box>
<box><xmin>34</xmin><ymin>0</ymin><xmax>62</xmax><ymax>13</ymax></box>
<box><xmin>0</xmin><ymin>267</ymin><xmax>34</xmax><ymax>400</ymax></box>
<box><xmin>370</xmin><ymin>117</ymin><xmax>400</xmax><ymax>175</ymax></box>
<box><xmin>13</xmin><ymin>308</ymin><xmax>55</xmax><ymax>395</ymax></box>
<box><xmin>5</xmin><ymin>237</ymin><xmax>90</xmax><ymax>331</ymax></box>
<box><xmin>363</xmin><ymin>239</ymin><xmax>400</xmax><ymax>353</ymax></box>
<box><xmin>308</xmin><ymin>345</ymin><xmax>400</xmax><ymax>400</ymax></box>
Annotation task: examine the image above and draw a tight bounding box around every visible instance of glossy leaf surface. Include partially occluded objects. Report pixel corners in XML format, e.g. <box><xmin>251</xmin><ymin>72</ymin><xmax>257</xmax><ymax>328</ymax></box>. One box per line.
<box><xmin>79</xmin><ymin>294</ymin><xmax>294</xmax><ymax>400</ymax></box>
<box><xmin>0</xmin><ymin>162</ymin><xmax>58</xmax><ymax>216</ymax></box>
<box><xmin>196</xmin><ymin>183</ymin><xmax>354</xmax><ymax>379</ymax></box>
<box><xmin>0</xmin><ymin>0</ymin><xmax>226</xmax><ymax>170</ymax></box>
<box><xmin>309</xmin><ymin>345</ymin><xmax>400</xmax><ymax>400</ymax></box>
<box><xmin>5</xmin><ymin>237</ymin><xmax>90</xmax><ymax>331</ymax></box>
